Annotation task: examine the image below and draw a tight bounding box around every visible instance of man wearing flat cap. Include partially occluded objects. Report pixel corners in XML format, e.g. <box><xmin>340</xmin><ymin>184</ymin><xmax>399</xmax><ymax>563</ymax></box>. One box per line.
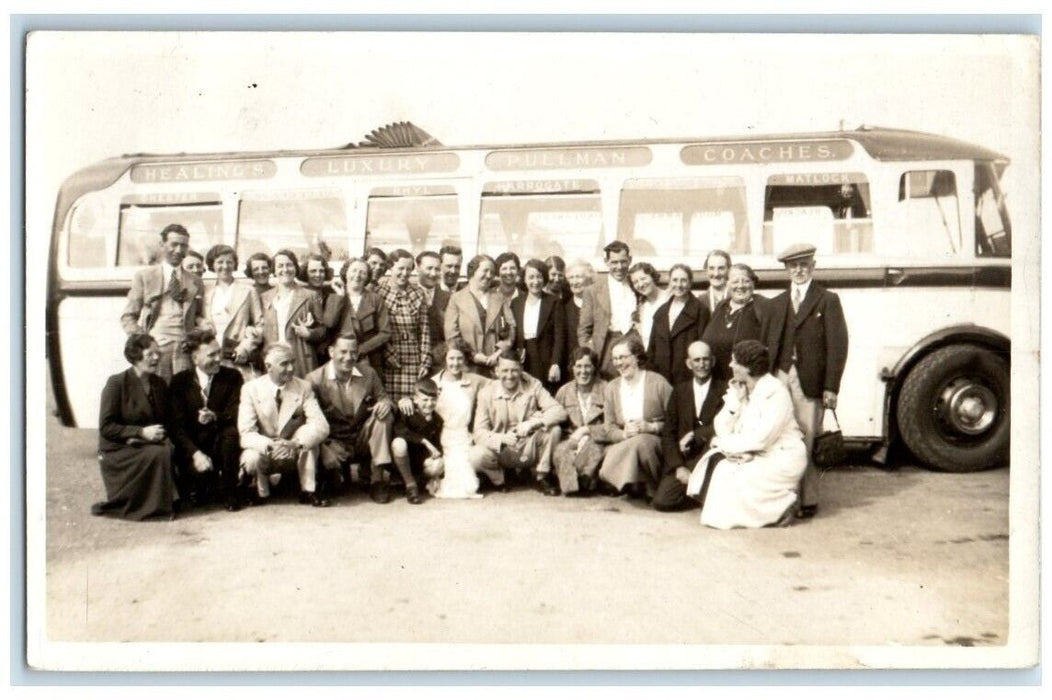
<box><xmin>762</xmin><ymin>242</ymin><xmax>848</xmax><ymax>518</ymax></box>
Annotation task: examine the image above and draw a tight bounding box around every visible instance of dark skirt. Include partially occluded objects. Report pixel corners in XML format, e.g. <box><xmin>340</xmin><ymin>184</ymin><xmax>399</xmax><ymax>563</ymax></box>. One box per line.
<box><xmin>93</xmin><ymin>442</ymin><xmax>177</xmax><ymax>521</ymax></box>
<box><xmin>524</xmin><ymin>338</ymin><xmax>559</xmax><ymax>395</ymax></box>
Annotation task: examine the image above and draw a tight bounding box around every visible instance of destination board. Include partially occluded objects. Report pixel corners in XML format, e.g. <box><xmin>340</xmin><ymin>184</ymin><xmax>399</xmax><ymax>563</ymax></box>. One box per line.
<box><xmin>486</xmin><ymin>147</ymin><xmax>651</xmax><ymax>171</ymax></box>
<box><xmin>681</xmin><ymin>140</ymin><xmax>854</xmax><ymax>165</ymax></box>
<box><xmin>130</xmin><ymin>160</ymin><xmax>277</xmax><ymax>183</ymax></box>
<box><xmin>302</xmin><ymin>153</ymin><xmax>461</xmax><ymax>176</ymax></box>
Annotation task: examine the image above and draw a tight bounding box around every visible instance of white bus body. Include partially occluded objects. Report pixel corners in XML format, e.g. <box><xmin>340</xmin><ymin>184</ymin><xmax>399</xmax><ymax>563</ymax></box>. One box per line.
<box><xmin>48</xmin><ymin>126</ymin><xmax>1012</xmax><ymax>472</ymax></box>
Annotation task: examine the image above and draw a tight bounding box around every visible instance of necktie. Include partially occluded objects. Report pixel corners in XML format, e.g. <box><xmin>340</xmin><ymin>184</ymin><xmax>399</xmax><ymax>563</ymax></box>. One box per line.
<box><xmin>168</xmin><ymin>269</ymin><xmax>181</xmax><ymax>298</ymax></box>
<box><xmin>696</xmin><ymin>383</ymin><xmax>707</xmax><ymax>421</ymax></box>
<box><xmin>275</xmin><ymin>388</ymin><xmax>282</xmax><ymax>408</ymax></box>
<box><xmin>792</xmin><ymin>287</ymin><xmax>802</xmax><ymax>313</ymax></box>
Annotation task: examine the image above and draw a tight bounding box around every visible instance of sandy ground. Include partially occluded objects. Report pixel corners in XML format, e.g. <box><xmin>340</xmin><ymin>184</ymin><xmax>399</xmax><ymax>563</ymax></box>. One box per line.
<box><xmin>41</xmin><ymin>411</ymin><xmax>1009</xmax><ymax>652</ymax></box>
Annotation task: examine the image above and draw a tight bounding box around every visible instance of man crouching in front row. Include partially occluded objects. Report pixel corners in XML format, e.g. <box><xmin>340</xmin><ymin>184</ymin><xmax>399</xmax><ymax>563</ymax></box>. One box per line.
<box><xmin>238</xmin><ymin>343</ymin><xmax>331</xmax><ymax>506</ymax></box>
<box><xmin>307</xmin><ymin>333</ymin><xmax>417</xmax><ymax>505</ymax></box>
<box><xmin>470</xmin><ymin>350</ymin><xmax>568</xmax><ymax>494</ymax></box>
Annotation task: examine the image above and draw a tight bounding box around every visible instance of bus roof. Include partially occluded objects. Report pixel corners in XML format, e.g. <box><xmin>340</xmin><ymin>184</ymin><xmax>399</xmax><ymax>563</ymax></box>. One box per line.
<box><xmin>111</xmin><ymin>126</ymin><xmax>1008</xmax><ymax>166</ymax></box>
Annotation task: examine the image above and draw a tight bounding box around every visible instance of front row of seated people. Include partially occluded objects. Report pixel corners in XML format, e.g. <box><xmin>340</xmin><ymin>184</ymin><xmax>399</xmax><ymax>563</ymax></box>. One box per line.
<box><xmin>95</xmin><ymin>327</ymin><xmax>808</xmax><ymax>529</ymax></box>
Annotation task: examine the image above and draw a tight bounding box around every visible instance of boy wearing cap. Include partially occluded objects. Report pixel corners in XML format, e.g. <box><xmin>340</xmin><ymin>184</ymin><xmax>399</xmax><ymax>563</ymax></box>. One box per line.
<box><xmin>762</xmin><ymin>243</ymin><xmax>848</xmax><ymax>518</ymax></box>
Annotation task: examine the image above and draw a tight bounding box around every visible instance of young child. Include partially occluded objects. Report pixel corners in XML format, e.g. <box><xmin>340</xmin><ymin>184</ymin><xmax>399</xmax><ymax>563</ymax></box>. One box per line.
<box><xmin>391</xmin><ymin>378</ymin><xmax>445</xmax><ymax>504</ymax></box>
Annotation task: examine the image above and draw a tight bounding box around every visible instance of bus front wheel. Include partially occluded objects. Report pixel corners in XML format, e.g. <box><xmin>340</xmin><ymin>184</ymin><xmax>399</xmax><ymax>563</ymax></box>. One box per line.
<box><xmin>896</xmin><ymin>344</ymin><xmax>1009</xmax><ymax>473</ymax></box>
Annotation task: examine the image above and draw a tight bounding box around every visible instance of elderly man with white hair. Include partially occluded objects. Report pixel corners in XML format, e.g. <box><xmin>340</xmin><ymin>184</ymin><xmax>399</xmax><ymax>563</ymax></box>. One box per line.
<box><xmin>238</xmin><ymin>342</ymin><xmax>330</xmax><ymax>506</ymax></box>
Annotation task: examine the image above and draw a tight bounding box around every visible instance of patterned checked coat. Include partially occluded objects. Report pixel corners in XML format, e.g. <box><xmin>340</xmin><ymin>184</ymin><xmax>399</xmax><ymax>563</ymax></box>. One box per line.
<box><xmin>375</xmin><ymin>278</ymin><xmax>432</xmax><ymax>400</ymax></box>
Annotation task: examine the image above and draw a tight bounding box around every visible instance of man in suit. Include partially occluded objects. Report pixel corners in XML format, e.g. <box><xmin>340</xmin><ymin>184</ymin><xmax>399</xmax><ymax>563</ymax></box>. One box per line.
<box><xmin>469</xmin><ymin>351</ymin><xmax>567</xmax><ymax>494</ymax></box>
<box><xmin>416</xmin><ymin>250</ymin><xmax>451</xmax><ymax>370</ymax></box>
<box><xmin>307</xmin><ymin>333</ymin><xmax>401</xmax><ymax>504</ymax></box>
<box><xmin>169</xmin><ymin>330</ymin><xmax>245</xmax><ymax>511</ymax></box>
<box><xmin>653</xmin><ymin>341</ymin><xmax>725</xmax><ymax>512</ymax></box>
<box><xmin>701</xmin><ymin>249</ymin><xmax>731</xmax><ymax>314</ymax></box>
<box><xmin>438</xmin><ymin>244</ymin><xmax>464</xmax><ymax>293</ymax></box>
<box><xmin>578</xmin><ymin>241</ymin><xmax>635</xmax><ymax>379</ymax></box>
<box><xmin>762</xmin><ymin>242</ymin><xmax>849</xmax><ymax>518</ymax></box>
<box><xmin>238</xmin><ymin>343</ymin><xmax>331</xmax><ymax>506</ymax></box>
<box><xmin>120</xmin><ymin>223</ymin><xmax>207</xmax><ymax>382</ymax></box>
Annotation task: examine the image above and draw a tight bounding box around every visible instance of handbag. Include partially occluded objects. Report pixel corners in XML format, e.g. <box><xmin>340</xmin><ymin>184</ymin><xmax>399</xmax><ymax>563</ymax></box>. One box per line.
<box><xmin>812</xmin><ymin>409</ymin><xmax>845</xmax><ymax>469</ymax></box>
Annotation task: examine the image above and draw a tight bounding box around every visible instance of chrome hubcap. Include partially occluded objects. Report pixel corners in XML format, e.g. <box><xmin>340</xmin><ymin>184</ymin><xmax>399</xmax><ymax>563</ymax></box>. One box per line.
<box><xmin>938</xmin><ymin>379</ymin><xmax>998</xmax><ymax>436</ymax></box>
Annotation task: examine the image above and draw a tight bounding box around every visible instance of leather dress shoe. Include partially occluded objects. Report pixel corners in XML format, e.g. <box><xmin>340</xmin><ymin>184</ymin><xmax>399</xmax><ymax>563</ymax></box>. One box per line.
<box><xmin>225</xmin><ymin>496</ymin><xmax>243</xmax><ymax>512</ymax></box>
<box><xmin>406</xmin><ymin>484</ymin><xmax>423</xmax><ymax>505</ymax></box>
<box><xmin>536</xmin><ymin>477</ymin><xmax>559</xmax><ymax>497</ymax></box>
<box><xmin>309</xmin><ymin>492</ymin><xmax>331</xmax><ymax>508</ymax></box>
<box><xmin>370</xmin><ymin>482</ymin><xmax>392</xmax><ymax>504</ymax></box>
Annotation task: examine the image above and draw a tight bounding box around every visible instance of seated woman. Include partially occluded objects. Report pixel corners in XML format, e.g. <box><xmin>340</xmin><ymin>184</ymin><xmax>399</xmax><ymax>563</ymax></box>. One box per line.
<box><xmin>429</xmin><ymin>338</ymin><xmax>488</xmax><ymax>499</ymax></box>
<box><xmin>595</xmin><ymin>335</ymin><xmax>673</xmax><ymax>499</ymax></box>
<box><xmin>686</xmin><ymin>339</ymin><xmax>807</xmax><ymax>529</ymax></box>
<box><xmin>552</xmin><ymin>346</ymin><xmax>607</xmax><ymax>497</ymax></box>
<box><xmin>93</xmin><ymin>333</ymin><xmax>179</xmax><ymax>520</ymax></box>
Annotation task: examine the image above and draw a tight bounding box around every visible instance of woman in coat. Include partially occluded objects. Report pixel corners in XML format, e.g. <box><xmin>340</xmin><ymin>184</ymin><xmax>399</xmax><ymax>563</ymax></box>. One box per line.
<box><xmin>93</xmin><ymin>333</ymin><xmax>178</xmax><ymax>521</ymax></box>
<box><xmin>701</xmin><ymin>263</ymin><xmax>768</xmax><ymax>383</ymax></box>
<box><xmin>511</xmin><ymin>258</ymin><xmax>565</xmax><ymax>395</ymax></box>
<box><xmin>203</xmin><ymin>244</ymin><xmax>263</xmax><ymax>381</ymax></box>
<box><xmin>628</xmin><ymin>261</ymin><xmax>669</xmax><ymax>354</ymax></box>
<box><xmin>687</xmin><ymin>339</ymin><xmax>807</xmax><ymax>529</ymax></box>
<box><xmin>443</xmin><ymin>254</ymin><xmax>516</xmax><ymax>377</ymax></box>
<box><xmin>595</xmin><ymin>335</ymin><xmax>673</xmax><ymax>498</ymax></box>
<box><xmin>374</xmin><ymin>248</ymin><xmax>432</xmax><ymax>400</ymax></box>
<box><xmin>551</xmin><ymin>346</ymin><xmax>607</xmax><ymax>497</ymax></box>
<box><xmin>260</xmin><ymin>249</ymin><xmax>325</xmax><ymax>378</ymax></box>
<box><xmin>324</xmin><ymin>257</ymin><xmax>392</xmax><ymax>375</ymax></box>
<box><xmin>648</xmin><ymin>263</ymin><xmax>711</xmax><ymax>386</ymax></box>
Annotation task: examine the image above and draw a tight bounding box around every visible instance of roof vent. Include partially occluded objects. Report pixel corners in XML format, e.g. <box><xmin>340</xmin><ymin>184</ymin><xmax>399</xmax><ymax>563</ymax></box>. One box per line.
<box><xmin>343</xmin><ymin>122</ymin><xmax>441</xmax><ymax>149</ymax></box>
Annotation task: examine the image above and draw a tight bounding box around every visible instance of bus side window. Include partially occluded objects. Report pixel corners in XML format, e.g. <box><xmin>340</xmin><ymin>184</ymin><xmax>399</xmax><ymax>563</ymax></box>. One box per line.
<box><xmin>763</xmin><ymin>175</ymin><xmax>873</xmax><ymax>255</ymax></box>
<box><xmin>237</xmin><ymin>190</ymin><xmax>350</xmax><ymax>264</ymax></box>
<box><xmin>617</xmin><ymin>177</ymin><xmax>750</xmax><ymax>258</ymax></box>
<box><xmin>894</xmin><ymin>170</ymin><xmax>961</xmax><ymax>258</ymax></box>
<box><xmin>478</xmin><ymin>192</ymin><xmax>603</xmax><ymax>261</ymax></box>
<box><xmin>117</xmin><ymin>202</ymin><xmax>224</xmax><ymax>267</ymax></box>
<box><xmin>67</xmin><ymin>197</ymin><xmax>111</xmax><ymax>268</ymax></box>
<box><xmin>974</xmin><ymin>163</ymin><xmax>1011</xmax><ymax>258</ymax></box>
<box><xmin>365</xmin><ymin>195</ymin><xmax>460</xmax><ymax>256</ymax></box>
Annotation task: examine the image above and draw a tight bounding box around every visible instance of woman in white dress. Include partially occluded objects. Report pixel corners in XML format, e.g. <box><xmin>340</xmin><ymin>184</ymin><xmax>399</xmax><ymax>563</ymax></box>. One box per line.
<box><xmin>687</xmin><ymin>339</ymin><xmax>808</xmax><ymax>529</ymax></box>
<box><xmin>429</xmin><ymin>338</ymin><xmax>488</xmax><ymax>499</ymax></box>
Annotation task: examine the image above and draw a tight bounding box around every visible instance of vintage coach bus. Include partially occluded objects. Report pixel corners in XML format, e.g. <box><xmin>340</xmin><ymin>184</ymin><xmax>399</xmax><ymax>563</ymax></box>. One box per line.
<box><xmin>48</xmin><ymin>124</ymin><xmax>1012</xmax><ymax>473</ymax></box>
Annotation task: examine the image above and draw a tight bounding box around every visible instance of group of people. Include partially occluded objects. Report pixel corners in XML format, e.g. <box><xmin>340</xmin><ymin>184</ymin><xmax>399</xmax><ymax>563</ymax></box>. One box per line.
<box><xmin>94</xmin><ymin>222</ymin><xmax>848</xmax><ymax>529</ymax></box>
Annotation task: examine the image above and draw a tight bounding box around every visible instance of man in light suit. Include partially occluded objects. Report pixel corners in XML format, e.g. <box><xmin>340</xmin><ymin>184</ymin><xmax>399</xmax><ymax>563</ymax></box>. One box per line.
<box><xmin>416</xmin><ymin>250</ymin><xmax>451</xmax><ymax>370</ymax></box>
<box><xmin>653</xmin><ymin>341</ymin><xmax>725</xmax><ymax>512</ymax></box>
<box><xmin>701</xmin><ymin>249</ymin><xmax>731</xmax><ymax>314</ymax></box>
<box><xmin>238</xmin><ymin>343</ymin><xmax>330</xmax><ymax>506</ymax></box>
<box><xmin>307</xmin><ymin>333</ymin><xmax>400</xmax><ymax>505</ymax></box>
<box><xmin>578</xmin><ymin>241</ymin><xmax>635</xmax><ymax>379</ymax></box>
<box><xmin>762</xmin><ymin>243</ymin><xmax>849</xmax><ymax>519</ymax></box>
<box><xmin>120</xmin><ymin>223</ymin><xmax>207</xmax><ymax>382</ymax></box>
<box><xmin>470</xmin><ymin>351</ymin><xmax>567</xmax><ymax>494</ymax></box>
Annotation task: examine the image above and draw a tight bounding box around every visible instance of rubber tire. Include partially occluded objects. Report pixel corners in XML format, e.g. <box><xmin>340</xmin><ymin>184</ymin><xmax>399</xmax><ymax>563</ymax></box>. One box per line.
<box><xmin>896</xmin><ymin>344</ymin><xmax>1009</xmax><ymax>473</ymax></box>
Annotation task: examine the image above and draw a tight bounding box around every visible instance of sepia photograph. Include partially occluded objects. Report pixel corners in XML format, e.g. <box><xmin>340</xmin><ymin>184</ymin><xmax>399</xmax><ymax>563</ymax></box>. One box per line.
<box><xmin>23</xmin><ymin>26</ymin><xmax>1040</xmax><ymax>672</ymax></box>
